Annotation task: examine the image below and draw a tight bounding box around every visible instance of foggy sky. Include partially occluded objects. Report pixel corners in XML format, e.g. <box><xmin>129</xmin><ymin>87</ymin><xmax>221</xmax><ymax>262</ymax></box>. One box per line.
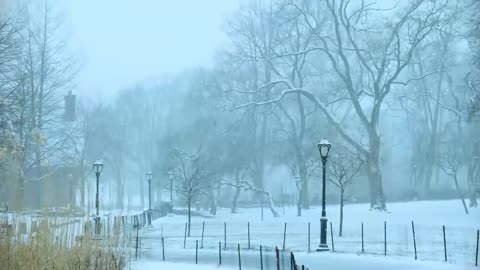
<box><xmin>65</xmin><ymin>0</ymin><xmax>240</xmax><ymax>98</ymax></box>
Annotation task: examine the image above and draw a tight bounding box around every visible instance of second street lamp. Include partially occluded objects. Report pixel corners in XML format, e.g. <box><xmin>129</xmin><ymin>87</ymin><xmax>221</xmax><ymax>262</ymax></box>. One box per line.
<box><xmin>146</xmin><ymin>171</ymin><xmax>153</xmax><ymax>227</ymax></box>
<box><xmin>93</xmin><ymin>159</ymin><xmax>104</xmax><ymax>238</ymax></box>
<box><xmin>317</xmin><ymin>138</ymin><xmax>331</xmax><ymax>251</ymax></box>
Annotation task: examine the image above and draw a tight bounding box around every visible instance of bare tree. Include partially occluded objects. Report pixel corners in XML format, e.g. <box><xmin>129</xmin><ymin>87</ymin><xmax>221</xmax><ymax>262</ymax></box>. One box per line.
<box><xmin>234</xmin><ymin>0</ymin><xmax>454</xmax><ymax>210</ymax></box>
<box><xmin>437</xmin><ymin>145</ymin><xmax>469</xmax><ymax>215</ymax></box>
<box><xmin>0</xmin><ymin>15</ymin><xmax>22</xmax><ymax>207</ymax></box>
<box><xmin>222</xmin><ymin>0</ymin><xmax>283</xmax><ymax>199</ymax></box>
<box><xmin>172</xmin><ymin>148</ymin><xmax>206</xmax><ymax>237</ymax></box>
<box><xmin>230</xmin><ymin>166</ymin><xmax>249</xmax><ymax>214</ymax></box>
<box><xmin>465</xmin><ymin>0</ymin><xmax>480</xmax><ymax>207</ymax></box>
<box><xmin>221</xmin><ymin>177</ymin><xmax>279</xmax><ymax>218</ymax></box>
<box><xmin>0</xmin><ymin>0</ymin><xmax>79</xmax><ymax>209</ymax></box>
<box><xmin>328</xmin><ymin>150</ymin><xmax>363</xmax><ymax>237</ymax></box>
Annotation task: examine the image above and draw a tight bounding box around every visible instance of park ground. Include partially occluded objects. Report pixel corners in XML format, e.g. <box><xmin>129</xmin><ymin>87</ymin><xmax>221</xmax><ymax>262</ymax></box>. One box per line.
<box><xmin>134</xmin><ymin>199</ymin><xmax>479</xmax><ymax>269</ymax></box>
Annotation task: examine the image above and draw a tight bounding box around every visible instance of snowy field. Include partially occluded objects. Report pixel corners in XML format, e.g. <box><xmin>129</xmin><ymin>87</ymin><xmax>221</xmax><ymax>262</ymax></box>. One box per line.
<box><xmin>134</xmin><ymin>261</ymin><xmax>237</xmax><ymax>270</ymax></box>
<box><xmin>134</xmin><ymin>252</ymin><xmax>477</xmax><ymax>270</ymax></box>
<box><xmin>137</xmin><ymin>200</ymin><xmax>479</xmax><ymax>269</ymax></box>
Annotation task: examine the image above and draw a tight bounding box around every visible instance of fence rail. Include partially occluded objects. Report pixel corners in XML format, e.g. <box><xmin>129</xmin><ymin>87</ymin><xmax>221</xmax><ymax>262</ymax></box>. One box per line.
<box><xmin>0</xmin><ymin>208</ymin><xmax>168</xmax><ymax>247</ymax></box>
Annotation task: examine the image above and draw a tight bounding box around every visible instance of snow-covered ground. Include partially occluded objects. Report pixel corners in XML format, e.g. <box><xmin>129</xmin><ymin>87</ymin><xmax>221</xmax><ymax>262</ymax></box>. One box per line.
<box><xmin>134</xmin><ymin>252</ymin><xmax>477</xmax><ymax>270</ymax></box>
<box><xmin>296</xmin><ymin>252</ymin><xmax>477</xmax><ymax>270</ymax></box>
<box><xmin>137</xmin><ymin>200</ymin><xmax>479</xmax><ymax>269</ymax></box>
<box><xmin>134</xmin><ymin>261</ymin><xmax>237</xmax><ymax>270</ymax></box>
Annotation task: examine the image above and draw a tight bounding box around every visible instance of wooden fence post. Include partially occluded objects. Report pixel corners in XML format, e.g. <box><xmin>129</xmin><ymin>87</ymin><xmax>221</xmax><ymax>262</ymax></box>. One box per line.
<box><xmin>238</xmin><ymin>243</ymin><xmax>242</xmax><ymax>270</ymax></box>
<box><xmin>135</xmin><ymin>227</ymin><xmax>139</xmax><ymax>260</ymax></box>
<box><xmin>283</xmin><ymin>222</ymin><xmax>287</xmax><ymax>251</ymax></box>
<box><xmin>201</xmin><ymin>221</ymin><xmax>205</xmax><ymax>249</ymax></box>
<box><xmin>260</xmin><ymin>245</ymin><xmax>263</xmax><ymax>270</ymax></box>
<box><xmin>290</xmin><ymin>252</ymin><xmax>294</xmax><ymax>270</ymax></box>
<box><xmin>443</xmin><ymin>225</ymin><xmax>447</xmax><ymax>262</ymax></box>
<box><xmin>195</xmin><ymin>240</ymin><xmax>198</xmax><ymax>264</ymax></box>
<box><xmin>275</xmin><ymin>246</ymin><xmax>280</xmax><ymax>270</ymax></box>
<box><xmin>384</xmin><ymin>221</ymin><xmax>387</xmax><ymax>256</ymax></box>
<box><xmin>161</xmin><ymin>237</ymin><xmax>165</xmax><ymax>261</ymax></box>
<box><xmin>475</xmin><ymin>229</ymin><xmax>479</xmax><ymax>267</ymax></box>
<box><xmin>308</xmin><ymin>222</ymin><xmax>311</xmax><ymax>252</ymax></box>
<box><xmin>411</xmin><ymin>221</ymin><xmax>417</xmax><ymax>260</ymax></box>
<box><xmin>361</xmin><ymin>222</ymin><xmax>364</xmax><ymax>253</ymax></box>
<box><xmin>183</xmin><ymin>222</ymin><xmax>187</xmax><ymax>249</ymax></box>
<box><xmin>248</xmin><ymin>222</ymin><xmax>251</xmax><ymax>249</ymax></box>
<box><xmin>218</xmin><ymin>241</ymin><xmax>222</xmax><ymax>265</ymax></box>
<box><xmin>224</xmin><ymin>222</ymin><xmax>227</xmax><ymax>248</ymax></box>
<box><xmin>330</xmin><ymin>221</ymin><xmax>335</xmax><ymax>252</ymax></box>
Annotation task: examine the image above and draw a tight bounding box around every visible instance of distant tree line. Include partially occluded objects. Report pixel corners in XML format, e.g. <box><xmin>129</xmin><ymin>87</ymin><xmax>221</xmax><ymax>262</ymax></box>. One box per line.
<box><xmin>1</xmin><ymin>0</ymin><xmax>479</xmax><ymax>215</ymax></box>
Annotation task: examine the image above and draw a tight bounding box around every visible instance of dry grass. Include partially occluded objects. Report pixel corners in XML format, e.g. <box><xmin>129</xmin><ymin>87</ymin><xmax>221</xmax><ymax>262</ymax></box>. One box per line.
<box><xmin>0</xmin><ymin>218</ymin><xmax>132</xmax><ymax>270</ymax></box>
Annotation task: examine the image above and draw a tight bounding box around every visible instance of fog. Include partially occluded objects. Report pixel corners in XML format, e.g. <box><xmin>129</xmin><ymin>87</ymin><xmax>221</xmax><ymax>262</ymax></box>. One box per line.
<box><xmin>1</xmin><ymin>0</ymin><xmax>479</xmax><ymax>238</ymax></box>
<box><xmin>66</xmin><ymin>0</ymin><xmax>240</xmax><ymax>98</ymax></box>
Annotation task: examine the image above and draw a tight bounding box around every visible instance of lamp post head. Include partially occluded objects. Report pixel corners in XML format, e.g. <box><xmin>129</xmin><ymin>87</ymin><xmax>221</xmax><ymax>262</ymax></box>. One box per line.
<box><xmin>317</xmin><ymin>138</ymin><xmax>332</xmax><ymax>160</ymax></box>
<box><xmin>146</xmin><ymin>171</ymin><xmax>153</xmax><ymax>182</ymax></box>
<box><xmin>93</xmin><ymin>159</ymin><xmax>104</xmax><ymax>175</ymax></box>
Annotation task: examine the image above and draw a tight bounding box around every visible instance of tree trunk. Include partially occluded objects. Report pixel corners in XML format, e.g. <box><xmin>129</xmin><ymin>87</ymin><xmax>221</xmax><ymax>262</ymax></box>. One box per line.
<box><xmin>296</xmin><ymin>189</ymin><xmax>302</xmax><ymax>217</ymax></box>
<box><xmin>470</xmin><ymin>189</ymin><xmax>478</xmax><ymax>208</ymax></box>
<box><xmin>453</xmin><ymin>176</ymin><xmax>469</xmax><ymax>215</ymax></box>
<box><xmin>366</xmin><ymin>133</ymin><xmax>386</xmax><ymax>210</ymax></box>
<box><xmin>295</xmin><ymin>139</ymin><xmax>305</xmax><ymax>217</ymax></box>
<box><xmin>299</xmin><ymin>161</ymin><xmax>309</xmax><ymax>209</ymax></box>
<box><xmin>423</xmin><ymin>154</ymin><xmax>435</xmax><ymax>192</ymax></box>
<box><xmin>232</xmin><ymin>188</ymin><xmax>240</xmax><ymax>213</ymax></box>
<box><xmin>339</xmin><ymin>190</ymin><xmax>344</xmax><ymax>237</ymax></box>
<box><xmin>253</xmin><ymin>116</ymin><xmax>266</xmax><ymax>197</ymax></box>
<box><xmin>210</xmin><ymin>200</ymin><xmax>217</xmax><ymax>215</ymax></box>
<box><xmin>261</xmin><ymin>193</ymin><xmax>264</xmax><ymax>220</ymax></box>
<box><xmin>187</xmin><ymin>201</ymin><xmax>191</xmax><ymax>237</ymax></box>
<box><xmin>209</xmin><ymin>188</ymin><xmax>217</xmax><ymax>215</ymax></box>
<box><xmin>293</xmin><ymin>137</ymin><xmax>308</xmax><ymax>214</ymax></box>
<box><xmin>232</xmin><ymin>170</ymin><xmax>241</xmax><ymax>213</ymax></box>
<box><xmin>468</xmin><ymin>163</ymin><xmax>479</xmax><ymax>207</ymax></box>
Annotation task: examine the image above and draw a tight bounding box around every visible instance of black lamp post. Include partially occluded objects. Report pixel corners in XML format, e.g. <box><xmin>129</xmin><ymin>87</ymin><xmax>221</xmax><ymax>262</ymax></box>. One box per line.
<box><xmin>146</xmin><ymin>171</ymin><xmax>153</xmax><ymax>227</ymax></box>
<box><xmin>93</xmin><ymin>159</ymin><xmax>103</xmax><ymax>237</ymax></box>
<box><xmin>317</xmin><ymin>138</ymin><xmax>331</xmax><ymax>251</ymax></box>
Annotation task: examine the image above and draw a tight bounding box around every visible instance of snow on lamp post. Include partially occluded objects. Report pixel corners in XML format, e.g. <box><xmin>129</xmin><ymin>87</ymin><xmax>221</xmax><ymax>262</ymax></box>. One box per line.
<box><xmin>93</xmin><ymin>159</ymin><xmax>103</xmax><ymax>237</ymax></box>
<box><xmin>146</xmin><ymin>171</ymin><xmax>153</xmax><ymax>227</ymax></box>
<box><xmin>317</xmin><ymin>138</ymin><xmax>331</xmax><ymax>251</ymax></box>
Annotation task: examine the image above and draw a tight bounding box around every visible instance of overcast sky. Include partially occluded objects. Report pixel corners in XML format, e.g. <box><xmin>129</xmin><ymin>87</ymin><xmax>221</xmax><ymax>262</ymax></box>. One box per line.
<box><xmin>65</xmin><ymin>0</ymin><xmax>240</xmax><ymax>98</ymax></box>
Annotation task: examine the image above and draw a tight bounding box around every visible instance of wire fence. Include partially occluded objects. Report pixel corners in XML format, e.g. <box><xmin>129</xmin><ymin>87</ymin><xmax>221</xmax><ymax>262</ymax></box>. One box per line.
<box><xmin>137</xmin><ymin>236</ymin><xmax>310</xmax><ymax>270</ymax></box>
<box><xmin>2</xmin><ymin>211</ymin><xmax>478</xmax><ymax>268</ymax></box>
<box><xmin>0</xmin><ymin>209</ymin><xmax>166</xmax><ymax>247</ymax></box>
<box><xmin>149</xmin><ymin>219</ymin><xmax>479</xmax><ymax>267</ymax></box>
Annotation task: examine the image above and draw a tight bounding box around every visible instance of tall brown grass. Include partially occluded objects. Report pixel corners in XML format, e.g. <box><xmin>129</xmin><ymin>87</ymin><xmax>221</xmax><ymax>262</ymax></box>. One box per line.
<box><xmin>0</xmin><ymin>217</ymin><xmax>132</xmax><ymax>270</ymax></box>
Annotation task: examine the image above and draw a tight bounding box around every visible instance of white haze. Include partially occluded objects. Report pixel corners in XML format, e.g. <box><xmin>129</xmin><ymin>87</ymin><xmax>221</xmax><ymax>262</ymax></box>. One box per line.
<box><xmin>66</xmin><ymin>0</ymin><xmax>240</xmax><ymax>97</ymax></box>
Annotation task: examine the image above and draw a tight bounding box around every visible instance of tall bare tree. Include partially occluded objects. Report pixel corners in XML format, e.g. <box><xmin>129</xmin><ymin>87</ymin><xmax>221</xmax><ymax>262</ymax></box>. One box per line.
<box><xmin>0</xmin><ymin>1</ymin><xmax>77</xmax><ymax>209</ymax></box>
<box><xmin>236</xmin><ymin>0</ymin><xmax>455</xmax><ymax>210</ymax></box>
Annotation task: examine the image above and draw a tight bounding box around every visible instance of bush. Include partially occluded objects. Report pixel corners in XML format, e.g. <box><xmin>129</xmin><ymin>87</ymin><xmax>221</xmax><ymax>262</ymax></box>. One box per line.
<box><xmin>0</xmin><ymin>219</ymin><xmax>130</xmax><ymax>270</ymax></box>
